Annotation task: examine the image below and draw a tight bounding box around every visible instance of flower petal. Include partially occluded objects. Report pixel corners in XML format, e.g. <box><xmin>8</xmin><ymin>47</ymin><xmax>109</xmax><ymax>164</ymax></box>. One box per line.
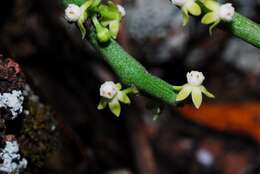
<box><xmin>97</xmin><ymin>98</ymin><xmax>108</xmax><ymax>110</ymax></box>
<box><xmin>173</xmin><ymin>85</ymin><xmax>183</xmax><ymax>91</ymax></box>
<box><xmin>122</xmin><ymin>86</ymin><xmax>139</xmax><ymax>94</ymax></box>
<box><xmin>201</xmin><ymin>12</ymin><xmax>218</xmax><ymax>24</ymax></box>
<box><xmin>203</xmin><ymin>0</ymin><xmax>219</xmax><ymax>11</ymax></box>
<box><xmin>89</xmin><ymin>0</ymin><xmax>101</xmax><ymax>10</ymax></box>
<box><xmin>98</xmin><ymin>4</ymin><xmax>120</xmax><ymax>20</ymax></box>
<box><xmin>116</xmin><ymin>83</ymin><xmax>122</xmax><ymax>90</ymax></box>
<box><xmin>109</xmin><ymin>99</ymin><xmax>121</xmax><ymax>117</ymax></box>
<box><xmin>191</xmin><ymin>87</ymin><xmax>202</xmax><ymax>109</ymax></box>
<box><xmin>109</xmin><ymin>20</ymin><xmax>120</xmax><ymax>38</ymax></box>
<box><xmin>101</xmin><ymin>20</ymin><xmax>111</xmax><ymax>26</ymax></box>
<box><xmin>187</xmin><ymin>2</ymin><xmax>201</xmax><ymax>16</ymax></box>
<box><xmin>181</xmin><ymin>7</ymin><xmax>189</xmax><ymax>26</ymax></box>
<box><xmin>117</xmin><ymin>92</ymin><xmax>131</xmax><ymax>104</ymax></box>
<box><xmin>201</xmin><ymin>86</ymin><xmax>215</xmax><ymax>98</ymax></box>
<box><xmin>176</xmin><ymin>85</ymin><xmax>192</xmax><ymax>101</ymax></box>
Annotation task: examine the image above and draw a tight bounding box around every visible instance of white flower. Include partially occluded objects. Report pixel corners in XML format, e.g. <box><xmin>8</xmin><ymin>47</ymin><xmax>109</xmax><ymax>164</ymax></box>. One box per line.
<box><xmin>186</xmin><ymin>71</ymin><xmax>205</xmax><ymax>86</ymax></box>
<box><xmin>171</xmin><ymin>0</ymin><xmax>198</xmax><ymax>9</ymax></box>
<box><xmin>117</xmin><ymin>5</ymin><xmax>126</xmax><ymax>17</ymax></box>
<box><xmin>171</xmin><ymin>0</ymin><xmax>187</xmax><ymax>6</ymax></box>
<box><xmin>171</xmin><ymin>0</ymin><xmax>201</xmax><ymax>26</ymax></box>
<box><xmin>65</xmin><ymin>4</ymin><xmax>83</xmax><ymax>22</ymax></box>
<box><xmin>173</xmin><ymin>70</ymin><xmax>214</xmax><ymax>109</ymax></box>
<box><xmin>98</xmin><ymin>82</ymin><xmax>137</xmax><ymax>117</ymax></box>
<box><xmin>201</xmin><ymin>1</ymin><xmax>235</xmax><ymax>33</ymax></box>
<box><xmin>218</xmin><ymin>3</ymin><xmax>235</xmax><ymax>21</ymax></box>
<box><xmin>100</xmin><ymin>81</ymin><xmax>118</xmax><ymax>99</ymax></box>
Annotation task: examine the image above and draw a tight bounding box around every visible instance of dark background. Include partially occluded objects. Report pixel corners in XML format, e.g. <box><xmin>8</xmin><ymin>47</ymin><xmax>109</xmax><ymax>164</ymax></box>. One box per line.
<box><xmin>1</xmin><ymin>0</ymin><xmax>260</xmax><ymax>173</ymax></box>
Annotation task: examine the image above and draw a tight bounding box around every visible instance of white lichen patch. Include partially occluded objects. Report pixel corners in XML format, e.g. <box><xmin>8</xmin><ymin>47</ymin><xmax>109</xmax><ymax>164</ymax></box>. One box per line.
<box><xmin>0</xmin><ymin>140</ymin><xmax>27</xmax><ymax>174</ymax></box>
<box><xmin>0</xmin><ymin>90</ymin><xmax>24</xmax><ymax>119</ymax></box>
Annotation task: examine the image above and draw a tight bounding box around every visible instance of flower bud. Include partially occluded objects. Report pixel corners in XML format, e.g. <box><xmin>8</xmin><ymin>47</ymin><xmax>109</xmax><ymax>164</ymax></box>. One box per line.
<box><xmin>97</xmin><ymin>27</ymin><xmax>112</xmax><ymax>42</ymax></box>
<box><xmin>100</xmin><ymin>81</ymin><xmax>118</xmax><ymax>99</ymax></box>
<box><xmin>186</xmin><ymin>71</ymin><xmax>205</xmax><ymax>86</ymax></box>
<box><xmin>171</xmin><ymin>0</ymin><xmax>187</xmax><ymax>7</ymax></box>
<box><xmin>65</xmin><ymin>4</ymin><xmax>83</xmax><ymax>22</ymax></box>
<box><xmin>117</xmin><ymin>5</ymin><xmax>126</xmax><ymax>17</ymax></box>
<box><xmin>218</xmin><ymin>3</ymin><xmax>235</xmax><ymax>22</ymax></box>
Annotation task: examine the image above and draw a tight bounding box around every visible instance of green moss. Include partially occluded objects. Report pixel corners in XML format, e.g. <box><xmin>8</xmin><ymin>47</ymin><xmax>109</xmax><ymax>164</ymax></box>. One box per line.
<box><xmin>19</xmin><ymin>89</ymin><xmax>59</xmax><ymax>173</ymax></box>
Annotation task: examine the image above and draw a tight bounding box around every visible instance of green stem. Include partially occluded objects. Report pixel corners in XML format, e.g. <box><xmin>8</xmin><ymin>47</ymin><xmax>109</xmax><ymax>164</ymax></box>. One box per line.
<box><xmin>62</xmin><ymin>0</ymin><xmax>260</xmax><ymax>106</ymax></box>
<box><xmin>63</xmin><ymin>0</ymin><xmax>86</xmax><ymax>6</ymax></box>
<box><xmin>88</xmin><ymin>32</ymin><xmax>176</xmax><ymax>104</ymax></box>
<box><xmin>197</xmin><ymin>1</ymin><xmax>260</xmax><ymax>48</ymax></box>
<box><xmin>225</xmin><ymin>13</ymin><xmax>260</xmax><ymax>48</ymax></box>
<box><xmin>63</xmin><ymin>0</ymin><xmax>177</xmax><ymax>105</ymax></box>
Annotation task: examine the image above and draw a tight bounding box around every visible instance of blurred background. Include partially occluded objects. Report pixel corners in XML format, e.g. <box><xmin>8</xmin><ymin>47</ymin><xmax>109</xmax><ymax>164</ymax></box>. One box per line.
<box><xmin>1</xmin><ymin>0</ymin><xmax>260</xmax><ymax>173</ymax></box>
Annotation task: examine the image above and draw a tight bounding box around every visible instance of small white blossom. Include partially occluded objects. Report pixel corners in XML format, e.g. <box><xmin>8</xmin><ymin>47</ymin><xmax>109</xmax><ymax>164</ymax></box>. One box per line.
<box><xmin>171</xmin><ymin>0</ymin><xmax>201</xmax><ymax>25</ymax></box>
<box><xmin>201</xmin><ymin>1</ymin><xmax>235</xmax><ymax>33</ymax></box>
<box><xmin>65</xmin><ymin>4</ymin><xmax>83</xmax><ymax>22</ymax></box>
<box><xmin>100</xmin><ymin>81</ymin><xmax>118</xmax><ymax>99</ymax></box>
<box><xmin>186</xmin><ymin>71</ymin><xmax>205</xmax><ymax>86</ymax></box>
<box><xmin>98</xmin><ymin>82</ymin><xmax>137</xmax><ymax>117</ymax></box>
<box><xmin>0</xmin><ymin>90</ymin><xmax>24</xmax><ymax>119</ymax></box>
<box><xmin>171</xmin><ymin>0</ymin><xmax>187</xmax><ymax>6</ymax></box>
<box><xmin>117</xmin><ymin>5</ymin><xmax>126</xmax><ymax>17</ymax></box>
<box><xmin>174</xmin><ymin>70</ymin><xmax>214</xmax><ymax>109</ymax></box>
<box><xmin>171</xmin><ymin>0</ymin><xmax>197</xmax><ymax>9</ymax></box>
<box><xmin>0</xmin><ymin>140</ymin><xmax>27</xmax><ymax>174</ymax></box>
<box><xmin>218</xmin><ymin>3</ymin><xmax>235</xmax><ymax>21</ymax></box>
